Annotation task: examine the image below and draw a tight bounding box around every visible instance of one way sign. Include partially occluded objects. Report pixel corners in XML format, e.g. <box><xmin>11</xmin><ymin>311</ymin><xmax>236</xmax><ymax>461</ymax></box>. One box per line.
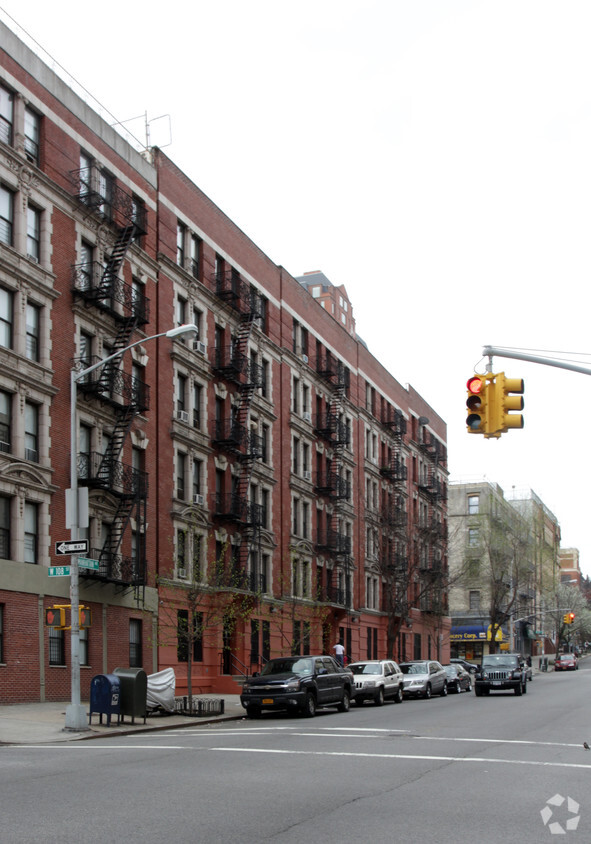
<box><xmin>55</xmin><ymin>539</ymin><xmax>89</xmax><ymax>556</ymax></box>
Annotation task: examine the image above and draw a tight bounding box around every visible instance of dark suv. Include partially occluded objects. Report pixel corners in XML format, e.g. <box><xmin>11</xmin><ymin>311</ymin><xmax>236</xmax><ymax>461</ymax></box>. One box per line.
<box><xmin>240</xmin><ymin>655</ymin><xmax>354</xmax><ymax>717</ymax></box>
<box><xmin>474</xmin><ymin>653</ymin><xmax>528</xmax><ymax>696</ymax></box>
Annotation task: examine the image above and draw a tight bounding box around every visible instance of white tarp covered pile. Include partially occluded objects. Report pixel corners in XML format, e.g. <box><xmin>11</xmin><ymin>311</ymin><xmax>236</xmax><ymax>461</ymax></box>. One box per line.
<box><xmin>146</xmin><ymin>668</ymin><xmax>176</xmax><ymax>712</ymax></box>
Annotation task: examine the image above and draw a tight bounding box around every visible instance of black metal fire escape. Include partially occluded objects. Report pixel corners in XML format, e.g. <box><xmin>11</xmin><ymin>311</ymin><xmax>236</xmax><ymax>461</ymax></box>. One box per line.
<box><xmin>70</xmin><ymin>166</ymin><xmax>149</xmax><ymax>591</ymax></box>
<box><xmin>379</xmin><ymin>409</ymin><xmax>409</xmax><ymax>615</ymax></box>
<box><xmin>212</xmin><ymin>272</ymin><xmax>264</xmax><ymax>585</ymax></box>
<box><xmin>417</xmin><ymin>426</ymin><xmax>448</xmax><ymax>612</ymax></box>
<box><xmin>315</xmin><ymin>353</ymin><xmax>352</xmax><ymax>607</ymax></box>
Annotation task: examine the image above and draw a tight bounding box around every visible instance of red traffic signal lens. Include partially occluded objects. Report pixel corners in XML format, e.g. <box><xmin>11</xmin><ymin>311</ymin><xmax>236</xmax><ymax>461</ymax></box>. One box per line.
<box><xmin>467</xmin><ymin>376</ymin><xmax>483</xmax><ymax>394</ymax></box>
<box><xmin>569</xmin><ymin>613</ymin><xmax>575</xmax><ymax>622</ymax></box>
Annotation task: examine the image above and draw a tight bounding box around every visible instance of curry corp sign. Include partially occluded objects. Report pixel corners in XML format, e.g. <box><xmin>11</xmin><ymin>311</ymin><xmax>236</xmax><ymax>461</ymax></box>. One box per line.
<box><xmin>450</xmin><ymin>625</ymin><xmax>504</xmax><ymax>642</ymax></box>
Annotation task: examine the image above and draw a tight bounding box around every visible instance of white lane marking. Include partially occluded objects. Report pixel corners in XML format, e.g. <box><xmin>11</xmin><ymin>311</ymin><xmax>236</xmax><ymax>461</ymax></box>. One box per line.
<box><xmin>211</xmin><ymin>747</ymin><xmax>591</xmax><ymax>770</ymax></box>
<box><xmin>415</xmin><ymin>736</ymin><xmax>584</xmax><ymax>749</ymax></box>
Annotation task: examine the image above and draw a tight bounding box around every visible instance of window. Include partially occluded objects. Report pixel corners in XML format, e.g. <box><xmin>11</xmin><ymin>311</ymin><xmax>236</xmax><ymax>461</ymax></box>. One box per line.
<box><xmin>0</xmin><ymin>390</ymin><xmax>10</xmax><ymax>453</ymax></box>
<box><xmin>176</xmin><ymin>222</ymin><xmax>186</xmax><ymax>267</ymax></box>
<box><xmin>193</xmin><ymin>383</ymin><xmax>202</xmax><ymax>429</ymax></box>
<box><xmin>312</xmin><ymin>286</ymin><xmax>321</xmax><ymax>298</ymax></box>
<box><xmin>25</xmin><ymin>302</ymin><xmax>40</xmax><ymax>362</ymax></box>
<box><xmin>24</xmin><ymin>402</ymin><xmax>39</xmax><ymax>462</ymax></box>
<box><xmin>79</xmin><ymin>423</ymin><xmax>91</xmax><ymax>479</ymax></box>
<box><xmin>131</xmin><ymin>277</ymin><xmax>146</xmax><ymax>320</ymax></box>
<box><xmin>79</xmin><ymin>152</ymin><xmax>92</xmax><ymax>203</ymax></box>
<box><xmin>131</xmin><ymin>195</ymin><xmax>145</xmax><ymax>241</ymax></box>
<box><xmin>48</xmin><ymin>627</ymin><xmax>65</xmax><ymax>666</ymax></box>
<box><xmin>261</xmin><ymin>359</ymin><xmax>269</xmax><ymax>398</ymax></box>
<box><xmin>0</xmin><ymin>495</ymin><xmax>9</xmax><ymax>558</ymax></box>
<box><xmin>469</xmin><ymin>590</ymin><xmax>480</xmax><ymax>610</ymax></box>
<box><xmin>129</xmin><ymin>619</ymin><xmax>142</xmax><ymax>667</ymax></box>
<box><xmin>27</xmin><ymin>205</ymin><xmax>41</xmax><ymax>262</ymax></box>
<box><xmin>177</xmin><ymin>610</ymin><xmax>203</xmax><ymax>662</ymax></box>
<box><xmin>468</xmin><ymin>528</ymin><xmax>479</xmax><ymax>547</ymax></box>
<box><xmin>261</xmin><ymin>424</ymin><xmax>269</xmax><ymax>464</ymax></box>
<box><xmin>0</xmin><ymin>604</ymin><xmax>3</xmax><ymax>663</ymax></box>
<box><xmin>192</xmin><ymin>459</ymin><xmax>202</xmax><ymax>500</ymax></box>
<box><xmin>176</xmin><ymin>452</ymin><xmax>186</xmax><ymax>500</ymax></box>
<box><xmin>79</xmin><ymin>627</ymin><xmax>89</xmax><ymax>666</ymax></box>
<box><xmin>24</xmin><ymin>502</ymin><xmax>38</xmax><ymax>563</ymax></box>
<box><xmin>0</xmin><ymin>85</ymin><xmax>13</xmax><ymax>145</ymax></box>
<box><xmin>0</xmin><ymin>286</ymin><xmax>13</xmax><ymax>348</ymax></box>
<box><xmin>468</xmin><ymin>495</ymin><xmax>479</xmax><ymax>515</ymax></box>
<box><xmin>190</xmin><ymin>235</ymin><xmax>201</xmax><ymax>278</ymax></box>
<box><xmin>176</xmin><ymin>373</ymin><xmax>187</xmax><ymax>418</ymax></box>
<box><xmin>176</xmin><ymin>295</ymin><xmax>187</xmax><ymax>328</ymax></box>
<box><xmin>177</xmin><ymin>528</ymin><xmax>187</xmax><ymax>574</ymax></box>
<box><xmin>0</xmin><ymin>186</ymin><xmax>13</xmax><ymax>246</ymax></box>
<box><xmin>97</xmin><ymin>168</ymin><xmax>113</xmax><ymax>220</ymax></box>
<box><xmin>25</xmin><ymin>106</ymin><xmax>41</xmax><ymax>165</ymax></box>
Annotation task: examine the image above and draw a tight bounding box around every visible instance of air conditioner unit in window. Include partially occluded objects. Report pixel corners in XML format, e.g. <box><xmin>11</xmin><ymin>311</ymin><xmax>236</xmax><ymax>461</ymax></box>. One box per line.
<box><xmin>301</xmin><ymin>354</ymin><xmax>309</xmax><ymax>364</ymax></box>
<box><xmin>303</xmin><ymin>470</ymin><xmax>312</xmax><ymax>480</ymax></box>
<box><xmin>27</xmin><ymin>254</ymin><xmax>39</xmax><ymax>264</ymax></box>
<box><xmin>302</xmin><ymin>411</ymin><xmax>312</xmax><ymax>423</ymax></box>
<box><xmin>178</xmin><ymin>568</ymin><xmax>187</xmax><ymax>579</ymax></box>
<box><xmin>176</xmin><ymin>410</ymin><xmax>189</xmax><ymax>423</ymax></box>
<box><xmin>193</xmin><ymin>340</ymin><xmax>207</xmax><ymax>355</ymax></box>
<box><xmin>193</xmin><ymin>493</ymin><xmax>205</xmax><ymax>506</ymax></box>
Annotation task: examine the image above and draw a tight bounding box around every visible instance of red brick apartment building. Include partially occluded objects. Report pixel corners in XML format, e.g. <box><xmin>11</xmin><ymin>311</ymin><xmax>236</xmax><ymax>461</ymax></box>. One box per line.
<box><xmin>0</xmin><ymin>23</ymin><xmax>449</xmax><ymax>703</ymax></box>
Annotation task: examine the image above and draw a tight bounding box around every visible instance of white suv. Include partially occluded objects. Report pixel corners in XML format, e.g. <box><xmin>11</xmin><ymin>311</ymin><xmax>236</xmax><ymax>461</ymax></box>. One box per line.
<box><xmin>349</xmin><ymin>659</ymin><xmax>404</xmax><ymax>706</ymax></box>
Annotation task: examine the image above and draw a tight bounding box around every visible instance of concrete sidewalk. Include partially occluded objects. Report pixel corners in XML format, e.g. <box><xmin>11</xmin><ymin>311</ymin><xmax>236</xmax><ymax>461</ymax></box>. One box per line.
<box><xmin>0</xmin><ymin>695</ymin><xmax>245</xmax><ymax>745</ymax></box>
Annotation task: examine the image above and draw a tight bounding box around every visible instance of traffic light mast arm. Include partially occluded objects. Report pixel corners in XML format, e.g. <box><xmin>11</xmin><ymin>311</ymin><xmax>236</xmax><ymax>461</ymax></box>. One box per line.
<box><xmin>483</xmin><ymin>346</ymin><xmax>591</xmax><ymax>377</ymax></box>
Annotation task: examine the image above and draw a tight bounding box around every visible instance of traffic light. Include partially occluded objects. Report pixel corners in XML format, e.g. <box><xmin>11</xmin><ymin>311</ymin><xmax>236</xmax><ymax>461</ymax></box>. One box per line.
<box><xmin>79</xmin><ymin>606</ymin><xmax>92</xmax><ymax>628</ymax></box>
<box><xmin>563</xmin><ymin>612</ymin><xmax>575</xmax><ymax>625</ymax></box>
<box><xmin>491</xmin><ymin>373</ymin><xmax>524</xmax><ymax>434</ymax></box>
<box><xmin>45</xmin><ymin>606</ymin><xmax>66</xmax><ymax>628</ymax></box>
<box><xmin>466</xmin><ymin>375</ymin><xmax>488</xmax><ymax>435</ymax></box>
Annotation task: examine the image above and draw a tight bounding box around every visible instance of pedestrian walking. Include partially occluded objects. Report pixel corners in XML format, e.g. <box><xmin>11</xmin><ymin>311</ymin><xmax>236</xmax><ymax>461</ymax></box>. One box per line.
<box><xmin>333</xmin><ymin>641</ymin><xmax>345</xmax><ymax>666</ymax></box>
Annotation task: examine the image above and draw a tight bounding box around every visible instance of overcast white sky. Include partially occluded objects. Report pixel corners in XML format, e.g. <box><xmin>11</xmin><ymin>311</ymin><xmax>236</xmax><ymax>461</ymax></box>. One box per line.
<box><xmin>3</xmin><ymin>1</ymin><xmax>591</xmax><ymax>573</ymax></box>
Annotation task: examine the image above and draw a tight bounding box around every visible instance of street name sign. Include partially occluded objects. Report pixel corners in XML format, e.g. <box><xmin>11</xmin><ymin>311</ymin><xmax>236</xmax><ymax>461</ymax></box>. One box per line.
<box><xmin>49</xmin><ymin>566</ymin><xmax>71</xmax><ymax>577</ymax></box>
<box><xmin>55</xmin><ymin>539</ymin><xmax>89</xmax><ymax>556</ymax></box>
<box><xmin>78</xmin><ymin>558</ymin><xmax>99</xmax><ymax>571</ymax></box>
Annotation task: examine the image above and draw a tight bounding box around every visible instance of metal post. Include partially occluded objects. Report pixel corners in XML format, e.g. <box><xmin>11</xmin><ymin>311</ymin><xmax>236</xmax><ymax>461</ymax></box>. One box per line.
<box><xmin>64</xmin><ymin>368</ymin><xmax>87</xmax><ymax>731</ymax></box>
<box><xmin>63</xmin><ymin>324</ymin><xmax>197</xmax><ymax>731</ymax></box>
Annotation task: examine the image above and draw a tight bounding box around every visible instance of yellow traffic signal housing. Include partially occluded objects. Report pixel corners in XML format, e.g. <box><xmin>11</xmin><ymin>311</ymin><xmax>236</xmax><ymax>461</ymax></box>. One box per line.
<box><xmin>495</xmin><ymin>373</ymin><xmax>524</xmax><ymax>433</ymax></box>
<box><xmin>79</xmin><ymin>606</ymin><xmax>92</xmax><ymax>628</ymax></box>
<box><xmin>563</xmin><ymin>612</ymin><xmax>575</xmax><ymax>624</ymax></box>
<box><xmin>466</xmin><ymin>375</ymin><xmax>489</xmax><ymax>435</ymax></box>
<box><xmin>45</xmin><ymin>606</ymin><xmax>66</xmax><ymax>628</ymax></box>
<box><xmin>467</xmin><ymin>372</ymin><xmax>524</xmax><ymax>438</ymax></box>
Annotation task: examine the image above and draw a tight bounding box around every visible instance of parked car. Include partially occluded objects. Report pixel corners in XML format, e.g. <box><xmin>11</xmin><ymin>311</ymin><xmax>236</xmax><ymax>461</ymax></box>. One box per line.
<box><xmin>554</xmin><ymin>653</ymin><xmax>578</xmax><ymax>671</ymax></box>
<box><xmin>450</xmin><ymin>657</ymin><xmax>479</xmax><ymax>675</ymax></box>
<box><xmin>400</xmin><ymin>660</ymin><xmax>447</xmax><ymax>699</ymax></box>
<box><xmin>349</xmin><ymin>659</ymin><xmax>404</xmax><ymax>706</ymax></box>
<box><xmin>443</xmin><ymin>663</ymin><xmax>472</xmax><ymax>693</ymax></box>
<box><xmin>474</xmin><ymin>653</ymin><xmax>528</xmax><ymax>696</ymax></box>
<box><xmin>240</xmin><ymin>655</ymin><xmax>353</xmax><ymax>718</ymax></box>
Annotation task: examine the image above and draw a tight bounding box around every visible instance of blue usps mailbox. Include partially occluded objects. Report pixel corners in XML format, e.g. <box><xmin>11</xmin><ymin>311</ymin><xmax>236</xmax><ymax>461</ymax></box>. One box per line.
<box><xmin>89</xmin><ymin>674</ymin><xmax>121</xmax><ymax>726</ymax></box>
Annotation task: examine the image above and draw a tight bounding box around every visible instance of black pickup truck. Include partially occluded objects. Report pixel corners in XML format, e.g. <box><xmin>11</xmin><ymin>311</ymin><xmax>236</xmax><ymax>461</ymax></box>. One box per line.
<box><xmin>474</xmin><ymin>653</ymin><xmax>528</xmax><ymax>696</ymax></box>
<box><xmin>240</xmin><ymin>655</ymin><xmax>354</xmax><ymax>717</ymax></box>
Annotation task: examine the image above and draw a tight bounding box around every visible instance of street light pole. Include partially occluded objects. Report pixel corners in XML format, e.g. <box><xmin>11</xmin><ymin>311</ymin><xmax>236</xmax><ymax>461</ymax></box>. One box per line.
<box><xmin>64</xmin><ymin>324</ymin><xmax>197</xmax><ymax>731</ymax></box>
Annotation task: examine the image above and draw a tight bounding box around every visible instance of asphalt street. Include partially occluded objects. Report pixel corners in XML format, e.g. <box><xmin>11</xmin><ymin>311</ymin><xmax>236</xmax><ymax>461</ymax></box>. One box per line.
<box><xmin>1</xmin><ymin>663</ymin><xmax>590</xmax><ymax>843</ymax></box>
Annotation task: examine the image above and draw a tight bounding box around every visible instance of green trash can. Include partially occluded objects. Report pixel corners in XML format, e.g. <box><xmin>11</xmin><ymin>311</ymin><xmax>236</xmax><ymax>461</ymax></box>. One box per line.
<box><xmin>113</xmin><ymin>667</ymin><xmax>147</xmax><ymax>724</ymax></box>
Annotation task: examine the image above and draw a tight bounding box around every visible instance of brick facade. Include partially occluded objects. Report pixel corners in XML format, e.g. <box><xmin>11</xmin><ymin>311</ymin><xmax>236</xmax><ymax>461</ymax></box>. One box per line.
<box><xmin>0</xmin><ymin>22</ymin><xmax>449</xmax><ymax>704</ymax></box>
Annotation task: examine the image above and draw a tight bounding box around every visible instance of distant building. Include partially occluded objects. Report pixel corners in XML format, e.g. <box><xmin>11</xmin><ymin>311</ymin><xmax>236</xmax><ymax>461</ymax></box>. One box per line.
<box><xmin>448</xmin><ymin>481</ymin><xmax>561</xmax><ymax>663</ymax></box>
<box><xmin>558</xmin><ymin>548</ymin><xmax>581</xmax><ymax>586</ymax></box>
<box><xmin>296</xmin><ymin>271</ymin><xmax>356</xmax><ymax>337</ymax></box>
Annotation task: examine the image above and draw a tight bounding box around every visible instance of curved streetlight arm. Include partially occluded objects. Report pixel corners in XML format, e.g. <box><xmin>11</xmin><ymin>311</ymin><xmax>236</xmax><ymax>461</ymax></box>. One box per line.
<box><xmin>73</xmin><ymin>323</ymin><xmax>198</xmax><ymax>383</ymax></box>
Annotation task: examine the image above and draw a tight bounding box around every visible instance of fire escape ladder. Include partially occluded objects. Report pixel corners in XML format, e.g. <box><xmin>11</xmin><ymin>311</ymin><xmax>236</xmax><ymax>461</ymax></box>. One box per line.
<box><xmin>231</xmin><ymin>312</ymin><xmax>261</xmax><ymax>580</ymax></box>
<box><xmin>97</xmin><ymin>224</ymin><xmax>136</xmax><ymax>300</ymax></box>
